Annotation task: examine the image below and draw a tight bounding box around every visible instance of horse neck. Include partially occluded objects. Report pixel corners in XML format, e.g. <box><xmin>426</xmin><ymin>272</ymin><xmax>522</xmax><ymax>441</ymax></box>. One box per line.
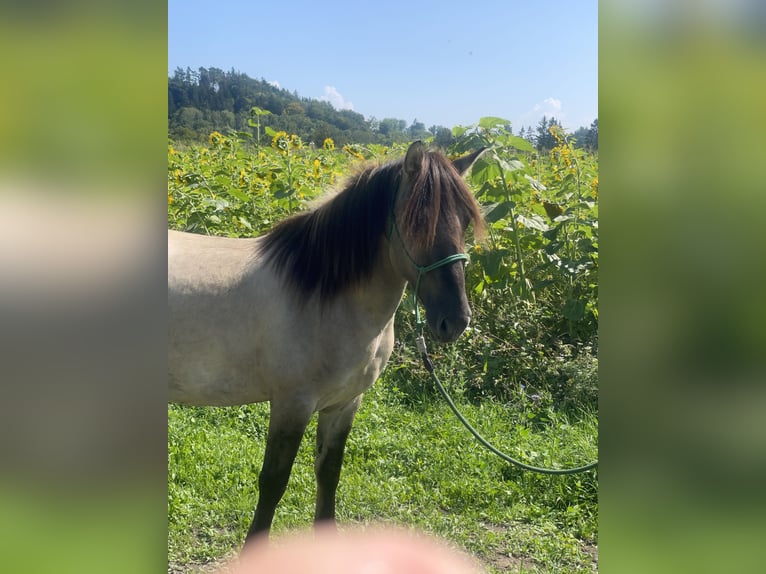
<box><xmin>342</xmin><ymin>235</ymin><xmax>407</xmax><ymax>329</ymax></box>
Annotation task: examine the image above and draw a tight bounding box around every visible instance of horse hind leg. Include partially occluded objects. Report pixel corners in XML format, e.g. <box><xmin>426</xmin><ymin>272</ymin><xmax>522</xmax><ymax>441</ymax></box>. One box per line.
<box><xmin>314</xmin><ymin>395</ymin><xmax>362</xmax><ymax>525</ymax></box>
<box><xmin>244</xmin><ymin>399</ymin><xmax>313</xmax><ymax>545</ymax></box>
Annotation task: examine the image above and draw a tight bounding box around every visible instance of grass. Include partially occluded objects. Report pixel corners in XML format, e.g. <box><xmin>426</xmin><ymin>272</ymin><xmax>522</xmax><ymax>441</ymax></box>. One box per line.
<box><xmin>168</xmin><ymin>354</ymin><xmax>598</xmax><ymax>574</ymax></box>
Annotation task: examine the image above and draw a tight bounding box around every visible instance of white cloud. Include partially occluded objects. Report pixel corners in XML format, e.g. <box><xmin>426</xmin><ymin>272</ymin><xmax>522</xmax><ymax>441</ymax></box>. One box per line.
<box><xmin>267</xmin><ymin>79</ymin><xmax>280</xmax><ymax>88</ymax></box>
<box><xmin>532</xmin><ymin>97</ymin><xmax>562</xmax><ymax>113</ymax></box>
<box><xmin>544</xmin><ymin>97</ymin><xmax>562</xmax><ymax>112</ymax></box>
<box><xmin>523</xmin><ymin>97</ymin><xmax>565</xmax><ymax>126</ymax></box>
<box><xmin>321</xmin><ymin>86</ymin><xmax>354</xmax><ymax>110</ymax></box>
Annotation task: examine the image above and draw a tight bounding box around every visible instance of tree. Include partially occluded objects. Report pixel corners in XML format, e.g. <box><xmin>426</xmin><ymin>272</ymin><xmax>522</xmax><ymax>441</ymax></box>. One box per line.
<box><xmin>572</xmin><ymin>118</ymin><xmax>598</xmax><ymax>150</ymax></box>
<box><xmin>378</xmin><ymin>118</ymin><xmax>406</xmax><ymax>139</ymax></box>
<box><xmin>585</xmin><ymin>118</ymin><xmax>598</xmax><ymax>150</ymax></box>
<box><xmin>284</xmin><ymin>102</ymin><xmax>305</xmax><ymax>115</ymax></box>
<box><xmin>534</xmin><ymin>116</ymin><xmax>561</xmax><ymax>152</ymax></box>
<box><xmin>434</xmin><ymin>127</ymin><xmax>455</xmax><ymax>149</ymax></box>
<box><xmin>408</xmin><ymin>119</ymin><xmax>429</xmax><ymax>140</ymax></box>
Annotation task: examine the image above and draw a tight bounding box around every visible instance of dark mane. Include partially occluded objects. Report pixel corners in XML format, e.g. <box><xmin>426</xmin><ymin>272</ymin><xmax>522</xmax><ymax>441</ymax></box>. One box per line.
<box><xmin>260</xmin><ymin>161</ymin><xmax>397</xmax><ymax>302</ymax></box>
<box><xmin>260</xmin><ymin>150</ymin><xmax>484</xmax><ymax>302</ymax></box>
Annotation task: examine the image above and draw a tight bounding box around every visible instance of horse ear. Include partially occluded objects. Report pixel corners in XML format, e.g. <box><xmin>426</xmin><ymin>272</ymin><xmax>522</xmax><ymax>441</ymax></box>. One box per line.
<box><xmin>404</xmin><ymin>140</ymin><xmax>425</xmax><ymax>178</ymax></box>
<box><xmin>452</xmin><ymin>147</ymin><xmax>488</xmax><ymax>176</ymax></box>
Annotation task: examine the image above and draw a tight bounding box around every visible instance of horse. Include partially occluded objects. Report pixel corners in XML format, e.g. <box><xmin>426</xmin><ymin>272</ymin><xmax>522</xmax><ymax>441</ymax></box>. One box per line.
<box><xmin>168</xmin><ymin>141</ymin><xmax>486</xmax><ymax>545</ymax></box>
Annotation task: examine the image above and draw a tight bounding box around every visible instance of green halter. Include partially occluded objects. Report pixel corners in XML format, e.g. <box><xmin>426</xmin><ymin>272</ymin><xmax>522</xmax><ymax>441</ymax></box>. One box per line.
<box><xmin>388</xmin><ymin>190</ymin><xmax>470</xmax><ymax>333</ymax></box>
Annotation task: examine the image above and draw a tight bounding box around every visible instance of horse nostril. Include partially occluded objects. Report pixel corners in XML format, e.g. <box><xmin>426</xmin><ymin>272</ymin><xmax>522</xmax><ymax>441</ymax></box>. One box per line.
<box><xmin>437</xmin><ymin>317</ymin><xmax>449</xmax><ymax>338</ymax></box>
<box><xmin>437</xmin><ymin>314</ymin><xmax>471</xmax><ymax>341</ymax></box>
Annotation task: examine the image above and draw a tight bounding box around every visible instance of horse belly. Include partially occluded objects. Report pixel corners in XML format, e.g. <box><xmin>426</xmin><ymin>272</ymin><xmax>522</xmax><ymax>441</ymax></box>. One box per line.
<box><xmin>168</xmin><ymin>290</ymin><xmax>273</xmax><ymax>406</ymax></box>
<box><xmin>168</xmin><ymin>340</ymin><xmax>270</xmax><ymax>406</ymax></box>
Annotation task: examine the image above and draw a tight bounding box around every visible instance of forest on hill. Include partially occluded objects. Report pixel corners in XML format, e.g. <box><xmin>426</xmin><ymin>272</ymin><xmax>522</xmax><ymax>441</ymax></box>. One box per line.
<box><xmin>169</xmin><ymin>66</ymin><xmax>597</xmax><ymax>151</ymax></box>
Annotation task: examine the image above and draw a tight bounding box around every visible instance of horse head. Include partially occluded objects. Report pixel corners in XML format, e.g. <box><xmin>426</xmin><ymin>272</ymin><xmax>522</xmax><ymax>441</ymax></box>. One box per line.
<box><xmin>389</xmin><ymin>142</ymin><xmax>486</xmax><ymax>343</ymax></box>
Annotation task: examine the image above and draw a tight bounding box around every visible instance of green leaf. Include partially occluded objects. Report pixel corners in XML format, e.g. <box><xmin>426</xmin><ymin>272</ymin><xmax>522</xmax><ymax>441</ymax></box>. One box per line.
<box><xmin>524</xmin><ymin>174</ymin><xmax>547</xmax><ymax>192</ymax></box>
<box><xmin>504</xmin><ymin>135</ymin><xmax>535</xmax><ymax>153</ymax></box>
<box><xmin>478</xmin><ymin>116</ymin><xmax>510</xmax><ymax>129</ymax></box>
<box><xmin>238</xmin><ymin>216</ymin><xmax>253</xmax><ymax>230</ymax></box>
<box><xmin>517</xmin><ymin>213</ymin><xmax>550</xmax><ymax>232</ymax></box>
<box><xmin>497</xmin><ymin>158</ymin><xmax>526</xmax><ymax>172</ymax></box>
<box><xmin>476</xmin><ymin>249</ymin><xmax>508</xmax><ymax>277</ymax></box>
<box><xmin>202</xmin><ymin>198</ymin><xmax>229</xmax><ymax>211</ymax></box>
<box><xmin>563</xmin><ymin>298</ymin><xmax>586</xmax><ymax>321</ymax></box>
<box><xmin>452</xmin><ymin>125</ymin><xmax>469</xmax><ymax>138</ymax></box>
<box><xmin>471</xmin><ymin>157</ymin><xmax>501</xmax><ymax>185</ymax></box>
<box><xmin>251</xmin><ymin>106</ymin><xmax>271</xmax><ymax>116</ymax></box>
<box><xmin>265</xmin><ymin>126</ymin><xmax>277</xmax><ymax>137</ymax></box>
<box><xmin>474</xmin><ymin>181</ymin><xmax>492</xmax><ymax>199</ymax></box>
<box><xmin>273</xmin><ymin>185</ymin><xmax>294</xmax><ymax>199</ymax></box>
<box><xmin>486</xmin><ymin>201</ymin><xmax>512</xmax><ymax>223</ymax></box>
<box><xmin>228</xmin><ymin>188</ymin><xmax>250</xmax><ymax>202</ymax></box>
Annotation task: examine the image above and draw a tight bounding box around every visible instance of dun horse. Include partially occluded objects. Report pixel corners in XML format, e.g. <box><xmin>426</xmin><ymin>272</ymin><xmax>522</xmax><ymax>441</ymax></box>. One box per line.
<box><xmin>168</xmin><ymin>142</ymin><xmax>485</xmax><ymax>544</ymax></box>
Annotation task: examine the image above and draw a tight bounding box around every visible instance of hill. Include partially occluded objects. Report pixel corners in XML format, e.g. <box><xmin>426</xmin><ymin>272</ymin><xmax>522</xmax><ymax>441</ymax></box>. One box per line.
<box><xmin>169</xmin><ymin>67</ymin><xmax>597</xmax><ymax>151</ymax></box>
<box><xmin>168</xmin><ymin>67</ymin><xmax>454</xmax><ymax>147</ymax></box>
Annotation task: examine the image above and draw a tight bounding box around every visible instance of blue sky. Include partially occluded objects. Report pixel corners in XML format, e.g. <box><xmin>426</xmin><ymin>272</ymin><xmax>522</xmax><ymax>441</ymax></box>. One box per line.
<box><xmin>169</xmin><ymin>1</ymin><xmax>597</xmax><ymax>132</ymax></box>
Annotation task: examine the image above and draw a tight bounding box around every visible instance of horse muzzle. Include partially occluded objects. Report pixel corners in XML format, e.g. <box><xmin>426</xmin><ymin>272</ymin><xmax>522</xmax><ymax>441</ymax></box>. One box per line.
<box><xmin>430</xmin><ymin>310</ymin><xmax>471</xmax><ymax>343</ymax></box>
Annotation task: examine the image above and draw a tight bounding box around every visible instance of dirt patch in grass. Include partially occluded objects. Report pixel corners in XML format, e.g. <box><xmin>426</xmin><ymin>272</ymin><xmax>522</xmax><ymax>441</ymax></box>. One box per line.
<box><xmin>480</xmin><ymin>521</ymin><xmax>540</xmax><ymax>572</ymax></box>
<box><xmin>480</xmin><ymin>519</ymin><xmax>598</xmax><ymax>573</ymax></box>
<box><xmin>583</xmin><ymin>542</ymin><xmax>598</xmax><ymax>570</ymax></box>
<box><xmin>487</xmin><ymin>550</ymin><xmax>538</xmax><ymax>572</ymax></box>
<box><xmin>168</xmin><ymin>554</ymin><xmax>238</xmax><ymax>574</ymax></box>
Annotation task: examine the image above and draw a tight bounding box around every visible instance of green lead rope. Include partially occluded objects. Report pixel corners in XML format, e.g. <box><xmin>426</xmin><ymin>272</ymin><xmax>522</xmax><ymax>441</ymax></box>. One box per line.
<box><xmin>416</xmin><ymin>334</ymin><xmax>598</xmax><ymax>475</ymax></box>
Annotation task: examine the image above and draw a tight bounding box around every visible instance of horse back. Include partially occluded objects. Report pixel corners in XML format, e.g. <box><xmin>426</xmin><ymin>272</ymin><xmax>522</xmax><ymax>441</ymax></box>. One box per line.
<box><xmin>168</xmin><ymin>230</ymin><xmax>275</xmax><ymax>405</ymax></box>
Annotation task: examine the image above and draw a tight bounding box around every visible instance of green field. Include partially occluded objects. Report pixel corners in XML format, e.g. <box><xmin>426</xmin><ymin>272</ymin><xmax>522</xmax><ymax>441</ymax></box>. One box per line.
<box><xmin>169</xmin><ymin>362</ymin><xmax>597</xmax><ymax>573</ymax></box>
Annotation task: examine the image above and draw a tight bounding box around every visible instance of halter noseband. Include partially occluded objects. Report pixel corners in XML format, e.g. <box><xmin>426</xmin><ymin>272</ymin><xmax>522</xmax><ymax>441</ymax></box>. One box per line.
<box><xmin>388</xmin><ymin>185</ymin><xmax>470</xmax><ymax>333</ymax></box>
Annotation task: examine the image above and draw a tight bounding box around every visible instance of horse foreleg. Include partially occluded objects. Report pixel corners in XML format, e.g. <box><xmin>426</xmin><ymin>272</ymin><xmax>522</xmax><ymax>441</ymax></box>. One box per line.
<box><xmin>245</xmin><ymin>400</ymin><xmax>313</xmax><ymax>544</ymax></box>
<box><xmin>314</xmin><ymin>395</ymin><xmax>362</xmax><ymax>525</ymax></box>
